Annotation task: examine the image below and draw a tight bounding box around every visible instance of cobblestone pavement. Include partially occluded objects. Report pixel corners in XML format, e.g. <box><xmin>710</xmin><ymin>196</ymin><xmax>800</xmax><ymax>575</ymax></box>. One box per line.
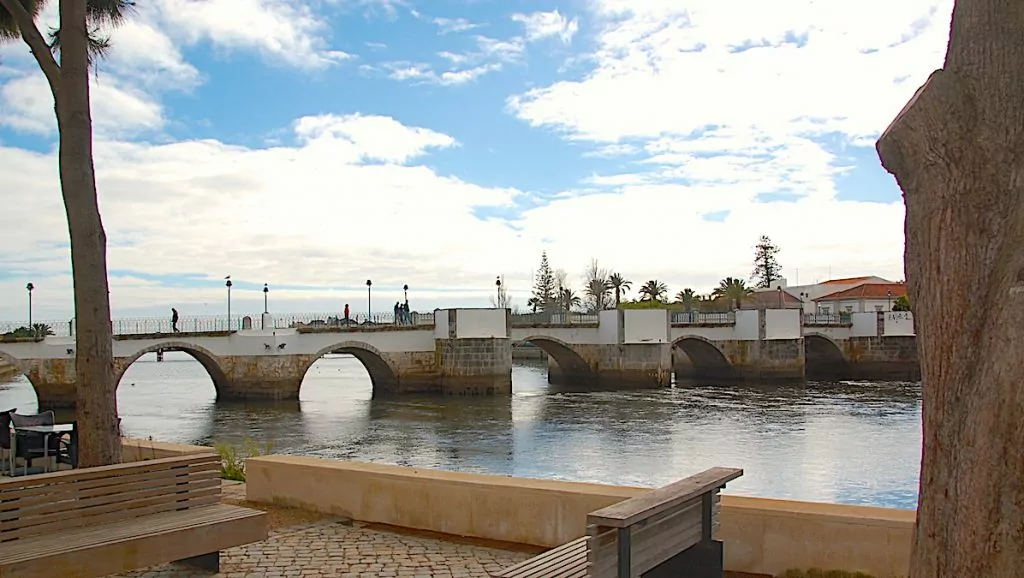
<box><xmin>115</xmin><ymin>519</ymin><xmax>530</xmax><ymax>578</ymax></box>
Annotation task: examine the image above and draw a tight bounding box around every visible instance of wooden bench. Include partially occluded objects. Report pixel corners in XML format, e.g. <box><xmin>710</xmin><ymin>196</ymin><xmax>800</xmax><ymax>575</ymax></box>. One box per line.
<box><xmin>495</xmin><ymin>467</ymin><xmax>742</xmax><ymax>578</ymax></box>
<box><xmin>0</xmin><ymin>452</ymin><xmax>268</xmax><ymax>578</ymax></box>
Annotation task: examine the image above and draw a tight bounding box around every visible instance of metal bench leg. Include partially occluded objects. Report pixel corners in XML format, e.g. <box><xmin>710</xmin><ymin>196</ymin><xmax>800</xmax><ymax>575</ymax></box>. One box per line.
<box><xmin>179</xmin><ymin>552</ymin><xmax>219</xmax><ymax>572</ymax></box>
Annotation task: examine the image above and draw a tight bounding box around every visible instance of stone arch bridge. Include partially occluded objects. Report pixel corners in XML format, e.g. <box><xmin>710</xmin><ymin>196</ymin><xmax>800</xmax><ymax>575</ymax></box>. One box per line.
<box><xmin>0</xmin><ymin>308</ymin><xmax>918</xmax><ymax>409</ymax></box>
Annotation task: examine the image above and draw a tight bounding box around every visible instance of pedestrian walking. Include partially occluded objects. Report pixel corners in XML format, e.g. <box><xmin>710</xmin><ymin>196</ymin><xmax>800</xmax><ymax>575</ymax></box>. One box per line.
<box><xmin>171</xmin><ymin>308</ymin><xmax>179</xmax><ymax>332</ymax></box>
<box><xmin>344</xmin><ymin>303</ymin><xmax>350</xmax><ymax>325</ymax></box>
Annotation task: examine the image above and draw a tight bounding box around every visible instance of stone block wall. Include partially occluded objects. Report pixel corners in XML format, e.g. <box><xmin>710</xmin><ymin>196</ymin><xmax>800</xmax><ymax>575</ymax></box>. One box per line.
<box><xmin>436</xmin><ymin>338</ymin><xmax>512</xmax><ymax>395</ymax></box>
<box><xmin>24</xmin><ymin>358</ymin><xmax>76</xmax><ymax>409</ymax></box>
<box><xmin>843</xmin><ymin>336</ymin><xmax>920</xmax><ymax>380</ymax></box>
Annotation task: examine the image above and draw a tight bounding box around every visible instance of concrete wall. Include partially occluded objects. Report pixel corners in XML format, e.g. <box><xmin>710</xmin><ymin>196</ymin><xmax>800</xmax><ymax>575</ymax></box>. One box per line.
<box><xmin>597</xmin><ymin>309</ymin><xmax>621</xmax><ymax>344</ymax></box>
<box><xmin>246</xmin><ymin>456</ymin><xmax>914</xmax><ymax>578</ymax></box>
<box><xmin>623</xmin><ymin>309</ymin><xmax>669</xmax><ymax>344</ymax></box>
<box><xmin>765</xmin><ymin>309</ymin><xmax>801</xmax><ymax>340</ymax></box>
<box><xmin>455</xmin><ymin>309</ymin><xmax>508</xmax><ymax>339</ymax></box>
<box><xmin>843</xmin><ymin>336</ymin><xmax>920</xmax><ymax>381</ymax></box>
<box><xmin>121</xmin><ymin>438</ymin><xmax>214</xmax><ymax>461</ymax></box>
<box><xmin>883</xmin><ymin>312</ymin><xmax>915</xmax><ymax>336</ymax></box>
<box><xmin>734</xmin><ymin>310</ymin><xmax>760</xmax><ymax>340</ymax></box>
<box><xmin>851</xmin><ymin>312</ymin><xmax>879</xmax><ymax>337</ymax></box>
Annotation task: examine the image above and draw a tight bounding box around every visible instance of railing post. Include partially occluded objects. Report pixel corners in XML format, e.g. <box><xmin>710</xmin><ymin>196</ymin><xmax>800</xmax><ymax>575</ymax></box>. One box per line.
<box><xmin>701</xmin><ymin>492</ymin><xmax>714</xmax><ymax>542</ymax></box>
<box><xmin>617</xmin><ymin>526</ymin><xmax>631</xmax><ymax>578</ymax></box>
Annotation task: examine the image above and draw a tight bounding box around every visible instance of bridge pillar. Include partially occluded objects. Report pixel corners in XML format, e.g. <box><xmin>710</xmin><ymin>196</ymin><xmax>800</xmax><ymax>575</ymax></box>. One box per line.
<box><xmin>216</xmin><ymin>354</ymin><xmax>311</xmax><ymax>401</ymax></box>
<box><xmin>24</xmin><ymin>359</ymin><xmax>77</xmax><ymax>410</ymax></box>
<box><xmin>435</xmin><ymin>309</ymin><xmax>512</xmax><ymax>395</ymax></box>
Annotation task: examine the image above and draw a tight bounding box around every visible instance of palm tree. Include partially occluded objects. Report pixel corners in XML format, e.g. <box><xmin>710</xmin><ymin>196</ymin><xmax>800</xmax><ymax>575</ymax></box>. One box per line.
<box><xmin>585</xmin><ymin>277</ymin><xmax>612</xmax><ymax>312</ymax></box>
<box><xmin>675</xmin><ymin>288</ymin><xmax>700</xmax><ymax>311</ymax></box>
<box><xmin>558</xmin><ymin>287</ymin><xmax>582</xmax><ymax>313</ymax></box>
<box><xmin>527</xmin><ymin>296</ymin><xmax>541</xmax><ymax>314</ymax></box>
<box><xmin>608</xmin><ymin>272</ymin><xmax>631</xmax><ymax>307</ymax></box>
<box><xmin>1</xmin><ymin>0</ymin><xmax>135</xmax><ymax>467</ymax></box>
<box><xmin>712</xmin><ymin>277</ymin><xmax>753</xmax><ymax>309</ymax></box>
<box><xmin>638</xmin><ymin>279</ymin><xmax>668</xmax><ymax>302</ymax></box>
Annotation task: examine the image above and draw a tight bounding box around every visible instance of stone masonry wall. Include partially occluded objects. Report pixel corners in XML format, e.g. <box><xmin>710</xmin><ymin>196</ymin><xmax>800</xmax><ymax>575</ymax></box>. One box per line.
<box><xmin>24</xmin><ymin>358</ymin><xmax>76</xmax><ymax>409</ymax></box>
<box><xmin>436</xmin><ymin>338</ymin><xmax>512</xmax><ymax>395</ymax></box>
<box><xmin>842</xmin><ymin>336</ymin><xmax>920</xmax><ymax>380</ymax></box>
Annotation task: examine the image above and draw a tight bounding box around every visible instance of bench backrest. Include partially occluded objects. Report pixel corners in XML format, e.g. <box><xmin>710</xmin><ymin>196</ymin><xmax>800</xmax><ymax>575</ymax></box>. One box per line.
<box><xmin>585</xmin><ymin>467</ymin><xmax>743</xmax><ymax>578</ymax></box>
<box><xmin>0</xmin><ymin>453</ymin><xmax>222</xmax><ymax>542</ymax></box>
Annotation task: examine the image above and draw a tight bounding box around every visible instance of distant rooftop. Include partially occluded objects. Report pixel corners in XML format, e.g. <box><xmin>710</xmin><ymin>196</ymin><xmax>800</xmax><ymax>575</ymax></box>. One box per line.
<box><xmin>819</xmin><ymin>276</ymin><xmax>889</xmax><ymax>285</ymax></box>
<box><xmin>815</xmin><ymin>282</ymin><xmax>907</xmax><ymax>301</ymax></box>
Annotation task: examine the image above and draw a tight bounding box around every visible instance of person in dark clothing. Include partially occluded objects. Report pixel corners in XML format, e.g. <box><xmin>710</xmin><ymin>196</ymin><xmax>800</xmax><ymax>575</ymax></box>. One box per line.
<box><xmin>402</xmin><ymin>301</ymin><xmax>411</xmax><ymax>324</ymax></box>
<box><xmin>171</xmin><ymin>308</ymin><xmax>179</xmax><ymax>332</ymax></box>
<box><xmin>344</xmin><ymin>303</ymin><xmax>350</xmax><ymax>325</ymax></box>
<box><xmin>393</xmin><ymin>302</ymin><xmax>401</xmax><ymax>324</ymax></box>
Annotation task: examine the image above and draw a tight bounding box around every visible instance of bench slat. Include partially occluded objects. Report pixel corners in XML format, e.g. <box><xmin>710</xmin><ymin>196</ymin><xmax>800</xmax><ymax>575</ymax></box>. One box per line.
<box><xmin>0</xmin><ymin>453</ymin><xmax>220</xmax><ymax>494</ymax></box>
<box><xmin>0</xmin><ymin>491</ymin><xmax>220</xmax><ymax>541</ymax></box>
<box><xmin>0</xmin><ymin>463</ymin><xmax>219</xmax><ymax>505</ymax></box>
<box><xmin>0</xmin><ymin>477</ymin><xmax>220</xmax><ymax>528</ymax></box>
<box><xmin>586</xmin><ymin>467</ymin><xmax>741</xmax><ymax>528</ymax></box>
<box><xmin>0</xmin><ymin>505</ymin><xmax>259</xmax><ymax>561</ymax></box>
<box><xmin>0</xmin><ymin>504</ymin><xmax>267</xmax><ymax>578</ymax></box>
<box><xmin>495</xmin><ymin>536</ymin><xmax>588</xmax><ymax>578</ymax></box>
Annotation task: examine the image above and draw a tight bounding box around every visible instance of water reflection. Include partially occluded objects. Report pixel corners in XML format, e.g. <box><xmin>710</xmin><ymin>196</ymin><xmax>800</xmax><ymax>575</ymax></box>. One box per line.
<box><xmin>0</xmin><ymin>352</ymin><xmax>921</xmax><ymax>509</ymax></box>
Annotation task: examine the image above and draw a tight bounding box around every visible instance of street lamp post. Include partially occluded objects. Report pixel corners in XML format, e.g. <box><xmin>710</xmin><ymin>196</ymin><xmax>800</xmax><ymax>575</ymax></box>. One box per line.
<box><xmin>366</xmin><ymin>279</ymin><xmax>372</xmax><ymax>323</ymax></box>
<box><xmin>26</xmin><ymin>283</ymin><xmax>34</xmax><ymax>335</ymax></box>
<box><xmin>263</xmin><ymin>283</ymin><xmax>269</xmax><ymax>314</ymax></box>
<box><xmin>887</xmin><ymin>289</ymin><xmax>893</xmax><ymax>311</ymax></box>
<box><xmin>403</xmin><ymin>284</ymin><xmax>408</xmax><ymax>302</ymax></box>
<box><xmin>777</xmin><ymin>286</ymin><xmax>783</xmax><ymax>309</ymax></box>
<box><xmin>496</xmin><ymin>276</ymin><xmax>502</xmax><ymax>307</ymax></box>
<box><xmin>226</xmin><ymin>278</ymin><xmax>233</xmax><ymax>331</ymax></box>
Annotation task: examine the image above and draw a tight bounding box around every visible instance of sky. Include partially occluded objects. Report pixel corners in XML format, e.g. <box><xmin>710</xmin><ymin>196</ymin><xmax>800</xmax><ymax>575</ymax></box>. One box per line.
<box><xmin>0</xmin><ymin>0</ymin><xmax>954</xmax><ymax>321</ymax></box>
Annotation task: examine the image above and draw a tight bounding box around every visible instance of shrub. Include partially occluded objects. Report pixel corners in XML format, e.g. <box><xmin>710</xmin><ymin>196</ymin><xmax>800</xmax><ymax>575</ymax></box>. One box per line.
<box><xmin>216</xmin><ymin>438</ymin><xmax>273</xmax><ymax>482</ymax></box>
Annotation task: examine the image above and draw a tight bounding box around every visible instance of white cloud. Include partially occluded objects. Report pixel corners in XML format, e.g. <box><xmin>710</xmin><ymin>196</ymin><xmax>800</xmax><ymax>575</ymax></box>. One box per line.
<box><xmin>511</xmin><ymin>10</ymin><xmax>579</xmax><ymax>44</ymax></box>
<box><xmin>0</xmin><ymin>113</ymin><xmax>528</xmax><ymax>320</ymax></box>
<box><xmin>0</xmin><ymin>1</ymin><xmax>953</xmax><ymax>320</ymax></box>
<box><xmin>433</xmin><ymin>17</ymin><xmax>484</xmax><ymax>35</ymax></box>
<box><xmin>494</xmin><ymin>0</ymin><xmax>953</xmax><ymax>292</ymax></box>
<box><xmin>0</xmin><ymin>73</ymin><xmax>164</xmax><ymax>137</ymax></box>
<box><xmin>153</xmin><ymin>0</ymin><xmax>353</xmax><ymax>69</ymax></box>
<box><xmin>380</xmin><ymin>60</ymin><xmax>502</xmax><ymax>86</ymax></box>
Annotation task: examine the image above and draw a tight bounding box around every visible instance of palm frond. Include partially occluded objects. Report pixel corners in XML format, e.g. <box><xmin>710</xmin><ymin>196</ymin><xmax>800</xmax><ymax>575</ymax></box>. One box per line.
<box><xmin>0</xmin><ymin>0</ymin><xmax>46</xmax><ymax>41</ymax></box>
<box><xmin>46</xmin><ymin>0</ymin><xmax>134</xmax><ymax>61</ymax></box>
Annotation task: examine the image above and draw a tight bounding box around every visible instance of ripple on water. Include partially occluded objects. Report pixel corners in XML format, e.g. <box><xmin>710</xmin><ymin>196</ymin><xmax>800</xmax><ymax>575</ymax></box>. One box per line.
<box><xmin>0</xmin><ymin>353</ymin><xmax>922</xmax><ymax>509</ymax></box>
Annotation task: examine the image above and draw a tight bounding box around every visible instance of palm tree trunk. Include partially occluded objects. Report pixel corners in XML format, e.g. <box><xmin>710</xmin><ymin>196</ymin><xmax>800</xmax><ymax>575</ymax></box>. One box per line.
<box><xmin>58</xmin><ymin>0</ymin><xmax>121</xmax><ymax>467</ymax></box>
<box><xmin>877</xmin><ymin>0</ymin><xmax>1024</xmax><ymax>575</ymax></box>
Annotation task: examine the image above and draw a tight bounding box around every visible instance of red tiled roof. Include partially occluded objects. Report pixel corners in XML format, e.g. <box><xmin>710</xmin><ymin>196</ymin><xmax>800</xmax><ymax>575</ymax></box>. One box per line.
<box><xmin>820</xmin><ymin>276</ymin><xmax>877</xmax><ymax>285</ymax></box>
<box><xmin>747</xmin><ymin>290</ymin><xmax>803</xmax><ymax>305</ymax></box>
<box><xmin>815</xmin><ymin>283</ymin><xmax>907</xmax><ymax>301</ymax></box>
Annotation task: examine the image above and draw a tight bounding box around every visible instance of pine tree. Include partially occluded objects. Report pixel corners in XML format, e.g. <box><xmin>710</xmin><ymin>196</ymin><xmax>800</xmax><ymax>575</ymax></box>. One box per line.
<box><xmin>751</xmin><ymin>235</ymin><xmax>782</xmax><ymax>289</ymax></box>
<box><xmin>532</xmin><ymin>252</ymin><xmax>556</xmax><ymax>312</ymax></box>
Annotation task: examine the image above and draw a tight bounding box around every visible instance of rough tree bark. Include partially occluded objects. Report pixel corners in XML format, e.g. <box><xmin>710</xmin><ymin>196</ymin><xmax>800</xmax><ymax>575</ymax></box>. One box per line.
<box><xmin>876</xmin><ymin>1</ymin><xmax>1024</xmax><ymax>576</ymax></box>
<box><xmin>57</xmin><ymin>0</ymin><xmax>120</xmax><ymax>467</ymax></box>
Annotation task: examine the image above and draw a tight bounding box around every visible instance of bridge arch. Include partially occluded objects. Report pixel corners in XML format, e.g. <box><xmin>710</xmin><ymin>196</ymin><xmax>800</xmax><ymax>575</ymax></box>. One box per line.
<box><xmin>0</xmin><ymin>350</ymin><xmax>31</xmax><ymax>384</ymax></box>
<box><xmin>804</xmin><ymin>333</ymin><xmax>847</xmax><ymax>381</ymax></box>
<box><xmin>671</xmin><ymin>335</ymin><xmax>735</xmax><ymax>382</ymax></box>
<box><xmin>116</xmin><ymin>341</ymin><xmax>230</xmax><ymax>394</ymax></box>
<box><xmin>301</xmin><ymin>341</ymin><xmax>400</xmax><ymax>396</ymax></box>
<box><xmin>513</xmin><ymin>336</ymin><xmax>595</xmax><ymax>385</ymax></box>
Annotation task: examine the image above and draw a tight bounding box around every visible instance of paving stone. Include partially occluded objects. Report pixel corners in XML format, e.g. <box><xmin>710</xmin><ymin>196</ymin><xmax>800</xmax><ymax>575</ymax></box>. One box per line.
<box><xmin>114</xmin><ymin>520</ymin><xmax>529</xmax><ymax>578</ymax></box>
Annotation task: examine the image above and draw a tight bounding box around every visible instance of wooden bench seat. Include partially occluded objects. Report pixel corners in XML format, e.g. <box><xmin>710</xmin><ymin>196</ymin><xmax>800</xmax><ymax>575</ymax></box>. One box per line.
<box><xmin>495</xmin><ymin>537</ymin><xmax>588</xmax><ymax>578</ymax></box>
<box><xmin>0</xmin><ymin>453</ymin><xmax>268</xmax><ymax>578</ymax></box>
<box><xmin>494</xmin><ymin>467</ymin><xmax>742</xmax><ymax>578</ymax></box>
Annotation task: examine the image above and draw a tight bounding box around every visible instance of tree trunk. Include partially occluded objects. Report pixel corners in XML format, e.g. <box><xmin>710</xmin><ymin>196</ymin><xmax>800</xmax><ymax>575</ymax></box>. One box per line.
<box><xmin>58</xmin><ymin>0</ymin><xmax>121</xmax><ymax>467</ymax></box>
<box><xmin>876</xmin><ymin>1</ymin><xmax>1024</xmax><ymax>575</ymax></box>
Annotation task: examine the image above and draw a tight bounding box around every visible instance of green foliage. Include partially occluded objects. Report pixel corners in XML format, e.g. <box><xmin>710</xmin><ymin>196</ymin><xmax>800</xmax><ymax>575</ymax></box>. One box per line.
<box><xmin>3</xmin><ymin>324</ymin><xmax>53</xmax><ymax>339</ymax></box>
<box><xmin>608</xmin><ymin>272</ymin><xmax>631</xmax><ymax>308</ymax></box>
<box><xmin>675</xmin><ymin>288</ymin><xmax>700</xmax><ymax>310</ymax></box>
<box><xmin>712</xmin><ymin>277</ymin><xmax>754</xmax><ymax>308</ymax></box>
<box><xmin>620</xmin><ymin>299</ymin><xmax>681</xmax><ymax>310</ymax></box>
<box><xmin>752</xmin><ymin>234</ymin><xmax>783</xmax><ymax>289</ymax></box>
<box><xmin>532</xmin><ymin>252</ymin><xmax>556</xmax><ymax>312</ymax></box>
<box><xmin>216</xmin><ymin>438</ymin><xmax>273</xmax><ymax>482</ymax></box>
<box><xmin>777</xmin><ymin>570</ymin><xmax>878</xmax><ymax>578</ymax></box>
<box><xmin>892</xmin><ymin>294</ymin><xmax>911</xmax><ymax>311</ymax></box>
<box><xmin>637</xmin><ymin>279</ymin><xmax>668</xmax><ymax>301</ymax></box>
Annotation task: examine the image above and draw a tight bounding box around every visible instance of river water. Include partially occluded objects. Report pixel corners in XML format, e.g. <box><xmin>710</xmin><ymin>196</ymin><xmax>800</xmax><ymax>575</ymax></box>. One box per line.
<box><xmin>0</xmin><ymin>352</ymin><xmax>921</xmax><ymax>510</ymax></box>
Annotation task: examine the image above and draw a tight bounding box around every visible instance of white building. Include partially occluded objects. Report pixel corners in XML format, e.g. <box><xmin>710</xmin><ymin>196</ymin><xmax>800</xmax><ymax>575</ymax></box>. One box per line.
<box><xmin>785</xmin><ymin>276</ymin><xmax>894</xmax><ymax>314</ymax></box>
<box><xmin>814</xmin><ymin>281</ymin><xmax>908</xmax><ymax>314</ymax></box>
